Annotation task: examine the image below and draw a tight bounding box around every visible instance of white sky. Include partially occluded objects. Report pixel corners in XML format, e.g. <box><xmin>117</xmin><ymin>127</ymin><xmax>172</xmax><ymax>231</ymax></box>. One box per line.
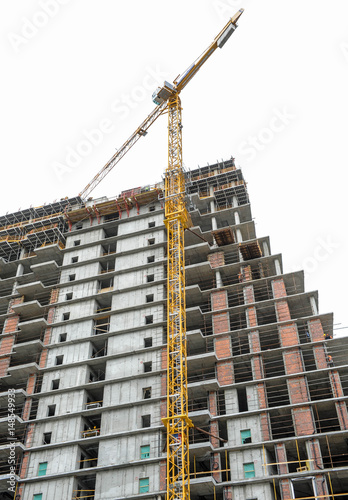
<box><xmin>1</xmin><ymin>0</ymin><xmax>347</xmax><ymax>335</ymax></box>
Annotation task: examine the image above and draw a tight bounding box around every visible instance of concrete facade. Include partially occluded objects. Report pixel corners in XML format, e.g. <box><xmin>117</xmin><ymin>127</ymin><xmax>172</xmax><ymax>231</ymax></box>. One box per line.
<box><xmin>0</xmin><ymin>159</ymin><xmax>347</xmax><ymax>500</ymax></box>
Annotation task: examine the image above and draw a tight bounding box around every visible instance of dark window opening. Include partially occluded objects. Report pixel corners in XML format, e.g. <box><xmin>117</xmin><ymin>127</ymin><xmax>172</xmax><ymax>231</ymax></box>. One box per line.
<box><xmin>55</xmin><ymin>355</ymin><xmax>64</xmax><ymax>366</ymax></box>
<box><xmin>71</xmin><ymin>256</ymin><xmax>79</xmax><ymax>263</ymax></box>
<box><xmin>149</xmin><ymin>206</ymin><xmax>155</xmax><ymax>212</ymax></box>
<box><xmin>144</xmin><ymin>337</ymin><xmax>153</xmax><ymax>348</ymax></box>
<box><xmin>66</xmin><ymin>293</ymin><xmax>73</xmax><ymax>301</ymax></box>
<box><xmin>51</xmin><ymin>379</ymin><xmax>60</xmax><ymax>390</ymax></box>
<box><xmin>148</xmin><ymin>238</ymin><xmax>155</xmax><ymax>245</ymax></box>
<box><xmin>147</xmin><ymin>275</ymin><xmax>154</xmax><ymax>283</ymax></box>
<box><xmin>141</xmin><ymin>414</ymin><xmax>151</xmax><ymax>427</ymax></box>
<box><xmin>145</xmin><ymin>315</ymin><xmax>153</xmax><ymax>325</ymax></box>
<box><xmin>143</xmin><ymin>387</ymin><xmax>152</xmax><ymax>399</ymax></box>
<box><xmin>47</xmin><ymin>405</ymin><xmax>56</xmax><ymax>416</ymax></box>
<box><xmin>62</xmin><ymin>312</ymin><xmax>70</xmax><ymax>321</ymax></box>
<box><xmin>43</xmin><ymin>432</ymin><xmax>52</xmax><ymax>444</ymax></box>
<box><xmin>59</xmin><ymin>333</ymin><xmax>67</xmax><ymax>342</ymax></box>
<box><xmin>148</xmin><ymin>221</ymin><xmax>156</xmax><ymax>228</ymax></box>
<box><xmin>74</xmin><ymin>240</ymin><xmax>81</xmax><ymax>246</ymax></box>
<box><xmin>147</xmin><ymin>255</ymin><xmax>155</xmax><ymax>263</ymax></box>
<box><xmin>146</xmin><ymin>294</ymin><xmax>154</xmax><ymax>303</ymax></box>
<box><xmin>69</xmin><ymin>274</ymin><xmax>76</xmax><ymax>282</ymax></box>
<box><xmin>237</xmin><ymin>387</ymin><xmax>248</xmax><ymax>412</ymax></box>
<box><xmin>144</xmin><ymin>361</ymin><xmax>152</xmax><ymax>373</ymax></box>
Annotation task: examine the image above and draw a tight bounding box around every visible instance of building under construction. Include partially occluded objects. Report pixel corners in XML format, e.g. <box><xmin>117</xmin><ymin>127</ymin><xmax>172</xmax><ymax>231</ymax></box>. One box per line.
<box><xmin>0</xmin><ymin>158</ymin><xmax>348</xmax><ymax>500</ymax></box>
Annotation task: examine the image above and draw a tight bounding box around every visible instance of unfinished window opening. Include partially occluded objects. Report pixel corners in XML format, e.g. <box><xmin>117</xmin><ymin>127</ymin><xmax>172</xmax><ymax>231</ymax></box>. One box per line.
<box><xmin>147</xmin><ymin>274</ymin><xmax>154</xmax><ymax>283</ymax></box>
<box><xmin>102</xmin><ymin>241</ymin><xmax>117</xmax><ymax>255</ymax></box>
<box><xmin>291</xmin><ymin>478</ymin><xmax>315</xmax><ymax>499</ymax></box>
<box><xmin>66</xmin><ymin>293</ymin><xmax>73</xmax><ymax>301</ymax></box>
<box><xmin>140</xmin><ymin>445</ymin><xmax>150</xmax><ymax>459</ymax></box>
<box><xmin>47</xmin><ymin>404</ymin><xmax>56</xmax><ymax>417</ymax></box>
<box><xmin>308</xmin><ymin>375</ymin><xmax>333</xmax><ymax>401</ymax></box>
<box><xmin>263</xmin><ymin>355</ymin><xmax>285</xmax><ymax>378</ymax></box>
<box><xmin>144</xmin><ymin>337</ymin><xmax>153</xmax><ymax>348</ymax></box>
<box><xmin>217</xmin><ymin>390</ymin><xmax>226</xmax><ymax>415</ymax></box>
<box><xmin>33</xmin><ymin>494</ymin><xmax>43</xmax><ymax>500</ymax></box>
<box><xmin>141</xmin><ymin>414</ymin><xmax>151</xmax><ymax>428</ymax></box>
<box><xmin>234</xmin><ymin>359</ymin><xmax>253</xmax><ymax>383</ymax></box>
<box><xmin>147</xmin><ymin>255</ymin><xmax>155</xmax><ymax>263</ymax></box>
<box><xmin>148</xmin><ymin>238</ymin><xmax>155</xmax><ymax>246</ymax></box>
<box><xmin>93</xmin><ymin>316</ymin><xmax>110</xmax><ymax>335</ymax></box>
<box><xmin>74</xmin><ymin>240</ymin><xmax>81</xmax><ymax>246</ymax></box>
<box><xmin>144</xmin><ymin>361</ymin><xmax>152</xmax><ymax>373</ymax></box>
<box><xmin>55</xmin><ymin>355</ymin><xmax>64</xmax><ymax>366</ymax></box>
<box><xmin>51</xmin><ymin>379</ymin><xmax>60</xmax><ymax>390</ymax></box>
<box><xmin>69</xmin><ymin>274</ymin><xmax>76</xmax><ymax>282</ymax></box>
<box><xmin>143</xmin><ymin>387</ymin><xmax>152</xmax><ymax>399</ymax></box>
<box><xmin>98</xmin><ymin>278</ymin><xmax>114</xmax><ymax>292</ymax></box>
<box><xmin>232</xmin><ymin>333</ymin><xmax>250</xmax><ymax>356</ymax></box>
<box><xmin>71</xmin><ymin>256</ymin><xmax>79</xmax><ymax>263</ymax></box>
<box><xmin>241</xmin><ymin>429</ymin><xmax>252</xmax><ymax>444</ymax></box>
<box><xmin>149</xmin><ymin>206</ymin><xmax>155</xmax><ymax>212</ymax></box>
<box><xmin>230</xmin><ymin>312</ymin><xmax>247</xmax><ymax>331</ymax></box>
<box><xmin>59</xmin><ymin>333</ymin><xmax>67</xmax><ymax>342</ymax></box>
<box><xmin>75</xmin><ymin>222</ymin><xmax>83</xmax><ymax>230</ymax></box>
<box><xmin>148</xmin><ymin>221</ymin><xmax>156</xmax><ymax>228</ymax></box>
<box><xmin>104</xmin><ymin>225</ymin><xmax>118</xmax><ymax>237</ymax></box>
<box><xmin>260</xmin><ymin>327</ymin><xmax>280</xmax><ymax>350</ymax></box>
<box><xmin>313</xmin><ymin>403</ymin><xmax>340</xmax><ymax>433</ymax></box>
<box><xmin>62</xmin><ymin>312</ymin><xmax>70</xmax><ymax>321</ymax></box>
<box><xmin>270</xmin><ymin>410</ymin><xmax>295</xmax><ymax>439</ymax></box>
<box><xmin>145</xmin><ymin>315</ymin><xmax>153</xmax><ymax>325</ymax></box>
<box><xmin>266</xmin><ymin>380</ymin><xmax>289</xmax><ymax>408</ymax></box>
<box><xmin>146</xmin><ymin>294</ymin><xmax>154</xmax><ymax>303</ymax></box>
<box><xmin>104</xmin><ymin>212</ymin><xmax>119</xmax><ymax>222</ymax></box>
<box><xmin>43</xmin><ymin>432</ymin><xmax>52</xmax><ymax>444</ymax></box>
<box><xmin>257</xmin><ymin>305</ymin><xmax>277</xmax><ymax>326</ymax></box>
<box><xmin>237</xmin><ymin>387</ymin><xmax>248</xmax><ymax>412</ymax></box>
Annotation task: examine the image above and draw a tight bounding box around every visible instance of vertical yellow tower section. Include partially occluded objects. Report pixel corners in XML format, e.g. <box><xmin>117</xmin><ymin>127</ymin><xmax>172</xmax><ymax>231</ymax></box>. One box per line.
<box><xmin>163</xmin><ymin>94</ymin><xmax>193</xmax><ymax>500</ymax></box>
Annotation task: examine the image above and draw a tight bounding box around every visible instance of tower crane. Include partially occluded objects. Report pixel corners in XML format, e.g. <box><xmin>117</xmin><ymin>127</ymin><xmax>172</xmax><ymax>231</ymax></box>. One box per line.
<box><xmin>79</xmin><ymin>9</ymin><xmax>244</xmax><ymax>500</ymax></box>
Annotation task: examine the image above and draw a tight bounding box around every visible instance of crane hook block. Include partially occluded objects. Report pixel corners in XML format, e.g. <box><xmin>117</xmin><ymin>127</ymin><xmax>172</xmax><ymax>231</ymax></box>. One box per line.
<box><xmin>152</xmin><ymin>81</ymin><xmax>175</xmax><ymax>105</ymax></box>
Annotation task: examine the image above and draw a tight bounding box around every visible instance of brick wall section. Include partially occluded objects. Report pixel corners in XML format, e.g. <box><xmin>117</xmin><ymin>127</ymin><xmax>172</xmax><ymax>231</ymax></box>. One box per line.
<box><xmin>313</xmin><ymin>345</ymin><xmax>328</xmax><ymax>369</ymax></box>
<box><xmin>0</xmin><ymin>335</ymin><xmax>15</xmax><ymax>355</ymax></box>
<box><xmin>288</xmin><ymin>376</ymin><xmax>310</xmax><ymax>404</ymax></box>
<box><xmin>20</xmin><ymin>452</ymin><xmax>30</xmax><ymax>479</ymax></box>
<box><xmin>39</xmin><ymin>349</ymin><xmax>48</xmax><ymax>368</ymax></box>
<box><xmin>161</xmin><ymin>347</ymin><xmax>167</xmax><ymax>369</ymax></box>
<box><xmin>217</xmin><ymin>361</ymin><xmax>234</xmax><ymax>385</ymax></box>
<box><xmin>279</xmin><ymin>323</ymin><xmax>299</xmax><ymax>347</ymax></box>
<box><xmin>25</xmin><ymin>423</ymin><xmax>35</xmax><ymax>447</ymax></box>
<box><xmin>279</xmin><ymin>479</ymin><xmax>292</xmax><ymax>500</ymax></box>
<box><xmin>160</xmin><ymin>374</ymin><xmax>167</xmax><ymax>419</ymax></box>
<box><xmin>0</xmin><ymin>358</ymin><xmax>10</xmax><ymax>377</ymax></box>
<box><xmin>208</xmin><ymin>252</ymin><xmax>225</xmax><ymax>269</ymax></box>
<box><xmin>209</xmin><ymin>391</ymin><xmax>218</xmax><ymax>416</ymax></box>
<box><xmin>276</xmin><ymin>300</ymin><xmax>291</xmax><ymax>322</ymax></box>
<box><xmin>246</xmin><ymin>306</ymin><xmax>257</xmax><ymax>327</ymax></box>
<box><xmin>253</xmin><ymin>355</ymin><xmax>264</xmax><ymax>379</ymax></box>
<box><xmin>293</xmin><ymin>406</ymin><xmax>315</xmax><ymax>435</ymax></box>
<box><xmin>249</xmin><ymin>330</ymin><xmax>261</xmax><ymax>352</ymax></box>
<box><xmin>314</xmin><ymin>475</ymin><xmax>330</xmax><ymax>499</ymax></box>
<box><xmin>272</xmin><ymin>279</ymin><xmax>287</xmax><ymax>298</ymax></box>
<box><xmin>211</xmin><ymin>290</ymin><xmax>228</xmax><ymax>310</ymax></box>
<box><xmin>239</xmin><ymin>265</ymin><xmax>252</xmax><ymax>282</ymax></box>
<box><xmin>275</xmin><ymin>443</ymin><xmax>288</xmax><ymax>475</ymax></box>
<box><xmin>215</xmin><ymin>336</ymin><xmax>232</xmax><ymax>359</ymax></box>
<box><xmin>212</xmin><ymin>450</ymin><xmax>221</xmax><ymax>482</ymax></box>
<box><xmin>336</xmin><ymin>401</ymin><xmax>348</xmax><ymax>430</ymax></box>
<box><xmin>260</xmin><ymin>412</ymin><xmax>271</xmax><ymax>441</ymax></box>
<box><xmin>212</xmin><ymin>312</ymin><xmax>230</xmax><ymax>334</ymax></box>
<box><xmin>257</xmin><ymin>383</ymin><xmax>267</xmax><ymax>408</ymax></box>
<box><xmin>306</xmin><ymin>438</ymin><xmax>324</xmax><ymax>470</ymax></box>
<box><xmin>283</xmin><ymin>348</ymin><xmax>303</xmax><ymax>375</ymax></box>
<box><xmin>22</xmin><ymin>374</ymin><xmax>37</xmax><ymax>421</ymax></box>
<box><xmin>159</xmin><ymin>460</ymin><xmax>166</xmax><ymax>491</ymax></box>
<box><xmin>50</xmin><ymin>288</ymin><xmax>59</xmax><ymax>304</ymax></box>
<box><xmin>243</xmin><ymin>285</ymin><xmax>254</xmax><ymax>304</ymax></box>
<box><xmin>308</xmin><ymin>319</ymin><xmax>325</xmax><ymax>342</ymax></box>
<box><xmin>224</xmin><ymin>486</ymin><xmax>233</xmax><ymax>500</ymax></box>
<box><xmin>330</xmin><ymin>370</ymin><xmax>344</xmax><ymax>398</ymax></box>
<box><xmin>210</xmin><ymin>421</ymin><xmax>220</xmax><ymax>449</ymax></box>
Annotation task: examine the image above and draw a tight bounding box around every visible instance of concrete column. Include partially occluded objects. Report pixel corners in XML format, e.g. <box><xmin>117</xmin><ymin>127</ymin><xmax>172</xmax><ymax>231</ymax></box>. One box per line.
<box><xmin>234</xmin><ymin>211</ymin><xmax>240</xmax><ymax>225</ymax></box>
<box><xmin>215</xmin><ymin>270</ymin><xmax>222</xmax><ymax>289</ymax></box>
<box><xmin>310</xmin><ymin>296</ymin><xmax>318</xmax><ymax>315</ymax></box>
<box><xmin>274</xmin><ymin>258</ymin><xmax>282</xmax><ymax>275</ymax></box>
<box><xmin>236</xmin><ymin>228</ymin><xmax>243</xmax><ymax>243</ymax></box>
<box><xmin>232</xmin><ymin>195</ymin><xmax>238</xmax><ymax>207</ymax></box>
<box><xmin>262</xmin><ymin>241</ymin><xmax>270</xmax><ymax>256</ymax></box>
<box><xmin>210</xmin><ymin>199</ymin><xmax>216</xmax><ymax>213</ymax></box>
<box><xmin>16</xmin><ymin>263</ymin><xmax>24</xmax><ymax>277</ymax></box>
<box><xmin>212</xmin><ymin>216</ymin><xmax>217</xmax><ymax>231</ymax></box>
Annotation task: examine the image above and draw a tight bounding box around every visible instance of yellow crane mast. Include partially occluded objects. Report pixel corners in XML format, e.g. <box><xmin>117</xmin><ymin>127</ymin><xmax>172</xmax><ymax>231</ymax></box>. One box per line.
<box><xmin>78</xmin><ymin>10</ymin><xmax>244</xmax><ymax>499</ymax></box>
